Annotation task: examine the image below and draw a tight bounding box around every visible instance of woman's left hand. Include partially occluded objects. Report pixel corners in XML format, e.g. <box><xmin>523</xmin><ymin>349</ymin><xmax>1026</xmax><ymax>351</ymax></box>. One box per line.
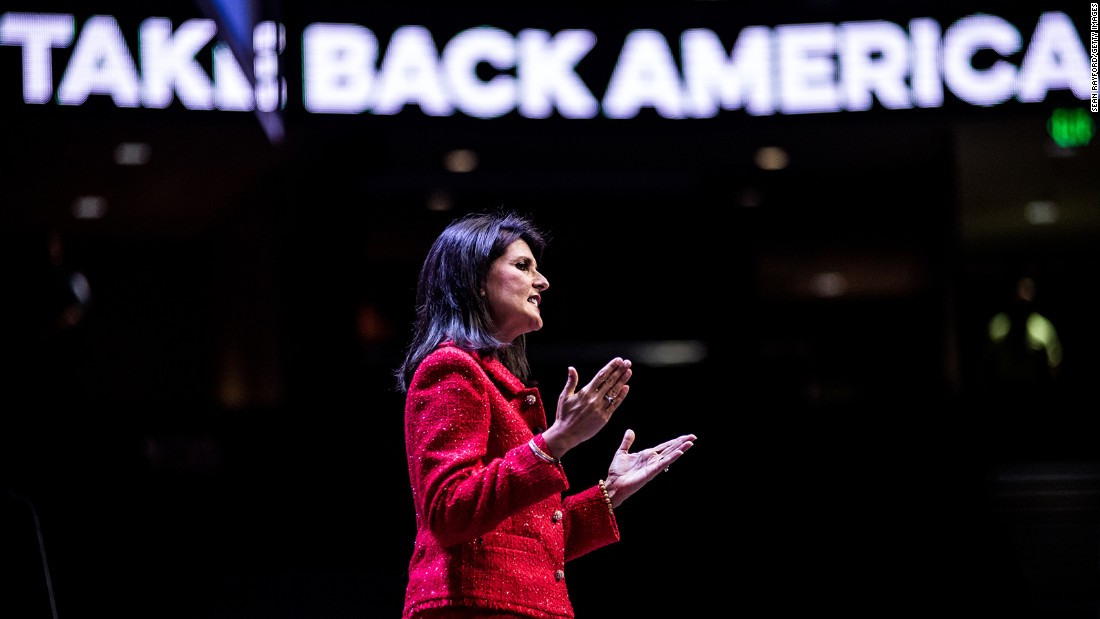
<box><xmin>603</xmin><ymin>429</ymin><xmax>696</xmax><ymax>508</ymax></box>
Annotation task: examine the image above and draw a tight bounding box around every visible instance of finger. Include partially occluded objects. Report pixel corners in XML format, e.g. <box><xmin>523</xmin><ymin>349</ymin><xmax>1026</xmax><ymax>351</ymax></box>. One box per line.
<box><xmin>606</xmin><ymin>384</ymin><xmax>630</xmax><ymax>403</ymax></box>
<box><xmin>591</xmin><ymin>358</ymin><xmax>630</xmax><ymax>393</ymax></box>
<box><xmin>588</xmin><ymin>359</ymin><xmax>618</xmax><ymax>392</ymax></box>
<box><xmin>655</xmin><ymin>437</ymin><xmax>695</xmax><ymax>470</ymax></box>
<box><xmin>666</xmin><ymin>435</ymin><xmax>696</xmax><ymax>452</ymax></box>
<box><xmin>598</xmin><ymin>375</ymin><xmax>632</xmax><ymax>409</ymax></box>
<box><xmin>649</xmin><ymin>435</ymin><xmax>689</xmax><ymax>453</ymax></box>
<box><xmin>617</xmin><ymin>428</ymin><xmax>636</xmax><ymax>453</ymax></box>
<box><xmin>609</xmin><ymin>367</ymin><xmax>632</xmax><ymax>393</ymax></box>
<box><xmin>659</xmin><ymin>450</ymin><xmax>685</xmax><ymax>470</ymax></box>
<box><xmin>608</xmin><ymin>359</ymin><xmax>632</xmax><ymax>388</ymax></box>
<box><xmin>560</xmin><ymin>366</ymin><xmax>579</xmax><ymax>398</ymax></box>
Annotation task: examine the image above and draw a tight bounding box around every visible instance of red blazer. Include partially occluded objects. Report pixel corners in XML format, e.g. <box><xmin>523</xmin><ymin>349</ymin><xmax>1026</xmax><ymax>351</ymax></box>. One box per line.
<box><xmin>403</xmin><ymin>343</ymin><xmax>620</xmax><ymax>619</ymax></box>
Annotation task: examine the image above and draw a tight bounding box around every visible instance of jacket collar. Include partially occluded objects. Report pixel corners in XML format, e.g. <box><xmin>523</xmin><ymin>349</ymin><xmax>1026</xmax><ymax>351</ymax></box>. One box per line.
<box><xmin>438</xmin><ymin>341</ymin><xmax>527</xmax><ymax>397</ymax></box>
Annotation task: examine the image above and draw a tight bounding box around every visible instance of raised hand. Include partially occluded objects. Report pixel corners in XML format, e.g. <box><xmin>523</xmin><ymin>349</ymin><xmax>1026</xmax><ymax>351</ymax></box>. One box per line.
<box><xmin>603</xmin><ymin>429</ymin><xmax>697</xmax><ymax>508</ymax></box>
<box><xmin>541</xmin><ymin>357</ymin><xmax>632</xmax><ymax>458</ymax></box>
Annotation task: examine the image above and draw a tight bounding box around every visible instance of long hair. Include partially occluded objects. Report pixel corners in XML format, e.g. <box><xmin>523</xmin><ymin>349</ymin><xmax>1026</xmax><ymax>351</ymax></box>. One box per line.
<box><xmin>395</xmin><ymin>210</ymin><xmax>547</xmax><ymax>393</ymax></box>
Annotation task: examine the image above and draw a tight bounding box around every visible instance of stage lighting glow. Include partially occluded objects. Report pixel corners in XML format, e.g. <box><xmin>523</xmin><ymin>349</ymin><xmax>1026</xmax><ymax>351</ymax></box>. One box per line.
<box><xmin>71</xmin><ymin>195</ymin><xmax>107</xmax><ymax>219</ymax></box>
<box><xmin>114</xmin><ymin>141</ymin><xmax>151</xmax><ymax>165</ymax></box>
<box><xmin>754</xmin><ymin>146</ymin><xmax>789</xmax><ymax>170</ymax></box>
<box><xmin>444</xmin><ymin>149</ymin><xmax>478</xmax><ymax>173</ymax></box>
<box><xmin>1024</xmin><ymin>200</ymin><xmax>1059</xmax><ymax>225</ymax></box>
<box><xmin>811</xmin><ymin>271</ymin><xmax>848</xmax><ymax>298</ymax></box>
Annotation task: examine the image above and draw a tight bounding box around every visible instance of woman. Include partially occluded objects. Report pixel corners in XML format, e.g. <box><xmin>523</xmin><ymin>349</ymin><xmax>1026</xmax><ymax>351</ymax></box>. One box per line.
<box><xmin>395</xmin><ymin>210</ymin><xmax>697</xmax><ymax>619</ymax></box>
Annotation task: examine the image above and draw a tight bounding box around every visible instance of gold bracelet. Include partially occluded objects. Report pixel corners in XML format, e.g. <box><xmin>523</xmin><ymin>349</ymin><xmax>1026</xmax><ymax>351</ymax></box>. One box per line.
<box><xmin>598</xmin><ymin>479</ymin><xmax>614</xmax><ymax>514</ymax></box>
<box><xmin>528</xmin><ymin>438</ymin><xmax>560</xmax><ymax>464</ymax></box>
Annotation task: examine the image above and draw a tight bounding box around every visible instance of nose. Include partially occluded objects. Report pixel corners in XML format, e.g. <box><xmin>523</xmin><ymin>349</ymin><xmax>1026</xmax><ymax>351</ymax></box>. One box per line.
<box><xmin>535</xmin><ymin>271</ymin><xmax>549</xmax><ymax>291</ymax></box>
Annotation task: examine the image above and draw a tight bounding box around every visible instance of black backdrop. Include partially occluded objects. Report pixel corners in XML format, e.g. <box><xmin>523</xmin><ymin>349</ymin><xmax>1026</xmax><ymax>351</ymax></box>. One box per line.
<box><xmin>3</xmin><ymin>1</ymin><xmax>1099</xmax><ymax>617</ymax></box>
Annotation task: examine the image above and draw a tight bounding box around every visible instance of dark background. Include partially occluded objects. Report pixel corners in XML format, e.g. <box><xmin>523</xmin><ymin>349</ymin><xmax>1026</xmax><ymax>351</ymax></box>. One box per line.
<box><xmin>3</xmin><ymin>1</ymin><xmax>1099</xmax><ymax>617</ymax></box>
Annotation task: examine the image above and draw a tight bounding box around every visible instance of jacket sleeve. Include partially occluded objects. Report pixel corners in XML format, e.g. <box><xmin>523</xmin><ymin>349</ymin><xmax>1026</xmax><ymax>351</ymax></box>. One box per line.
<box><xmin>562</xmin><ymin>484</ymin><xmax>621</xmax><ymax>562</ymax></box>
<box><xmin>405</xmin><ymin>348</ymin><xmax>569</xmax><ymax>548</ymax></box>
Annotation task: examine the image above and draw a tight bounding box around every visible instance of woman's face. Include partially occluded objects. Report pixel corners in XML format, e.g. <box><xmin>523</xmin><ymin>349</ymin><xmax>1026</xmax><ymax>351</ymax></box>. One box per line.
<box><xmin>485</xmin><ymin>239</ymin><xmax>549</xmax><ymax>342</ymax></box>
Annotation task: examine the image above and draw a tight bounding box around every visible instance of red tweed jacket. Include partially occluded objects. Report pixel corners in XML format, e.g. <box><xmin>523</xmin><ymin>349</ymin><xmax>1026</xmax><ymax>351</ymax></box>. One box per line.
<box><xmin>402</xmin><ymin>343</ymin><xmax>621</xmax><ymax>619</ymax></box>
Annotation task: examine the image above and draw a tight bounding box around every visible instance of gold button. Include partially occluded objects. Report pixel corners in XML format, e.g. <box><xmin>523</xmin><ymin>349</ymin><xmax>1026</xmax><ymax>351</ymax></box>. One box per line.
<box><xmin>552</xmin><ymin>510</ymin><xmax>563</xmax><ymax>523</ymax></box>
<box><xmin>554</xmin><ymin>569</ymin><xmax>565</xmax><ymax>582</ymax></box>
<box><xmin>525</xmin><ymin>394</ymin><xmax>536</xmax><ymax>405</ymax></box>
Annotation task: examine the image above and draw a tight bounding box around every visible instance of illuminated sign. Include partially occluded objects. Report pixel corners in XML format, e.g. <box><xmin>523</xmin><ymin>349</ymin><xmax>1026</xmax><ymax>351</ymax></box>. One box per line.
<box><xmin>0</xmin><ymin>10</ymin><xmax>1092</xmax><ymax>119</ymax></box>
<box><xmin>1048</xmin><ymin>107</ymin><xmax>1096</xmax><ymax>147</ymax></box>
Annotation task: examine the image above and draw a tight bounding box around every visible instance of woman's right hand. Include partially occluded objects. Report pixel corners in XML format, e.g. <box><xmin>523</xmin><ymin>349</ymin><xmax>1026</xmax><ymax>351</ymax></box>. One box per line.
<box><xmin>540</xmin><ymin>357</ymin><xmax>632</xmax><ymax>458</ymax></box>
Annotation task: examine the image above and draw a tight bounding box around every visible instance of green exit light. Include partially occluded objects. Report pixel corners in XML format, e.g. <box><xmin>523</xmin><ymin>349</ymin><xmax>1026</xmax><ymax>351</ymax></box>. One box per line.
<box><xmin>1047</xmin><ymin>108</ymin><xmax>1095</xmax><ymax>148</ymax></box>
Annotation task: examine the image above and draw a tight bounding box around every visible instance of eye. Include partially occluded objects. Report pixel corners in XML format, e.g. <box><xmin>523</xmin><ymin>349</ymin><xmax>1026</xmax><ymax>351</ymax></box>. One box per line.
<box><xmin>515</xmin><ymin>259</ymin><xmax>531</xmax><ymax>271</ymax></box>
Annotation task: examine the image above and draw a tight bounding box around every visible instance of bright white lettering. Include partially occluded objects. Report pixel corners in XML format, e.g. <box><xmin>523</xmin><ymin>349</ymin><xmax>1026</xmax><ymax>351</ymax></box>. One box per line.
<box><xmin>302</xmin><ymin>23</ymin><xmax>376</xmax><ymax>114</ymax></box>
<box><xmin>603</xmin><ymin>29</ymin><xmax>685</xmax><ymax>119</ymax></box>
<box><xmin>0</xmin><ymin>12</ymin><xmax>74</xmax><ymax>103</ymax></box>
<box><xmin>839</xmin><ymin>20</ymin><xmax>912</xmax><ymax>111</ymax></box>
<box><xmin>212</xmin><ymin>41</ymin><xmax>253</xmax><ymax>110</ymax></box>
<box><xmin>373</xmin><ymin>25</ymin><xmax>451</xmax><ymax>116</ymax></box>
<box><xmin>139</xmin><ymin>17</ymin><xmax>217</xmax><ymax>109</ymax></box>
<box><xmin>253</xmin><ymin>20</ymin><xmax>285</xmax><ymax>113</ymax></box>
<box><xmin>2</xmin><ymin>10</ymin><xmax>1091</xmax><ymax>118</ymax></box>
<box><xmin>943</xmin><ymin>13</ymin><xmax>1019</xmax><ymax>106</ymax></box>
<box><xmin>777</xmin><ymin>22</ymin><xmax>840</xmax><ymax>114</ymax></box>
<box><xmin>909</xmin><ymin>18</ymin><xmax>944</xmax><ymax>108</ymax></box>
<box><xmin>517</xmin><ymin>28</ymin><xmax>597</xmax><ymax>119</ymax></box>
<box><xmin>442</xmin><ymin>26</ymin><xmax>515</xmax><ymax>119</ymax></box>
<box><xmin>1016</xmin><ymin>11</ymin><xmax>1092</xmax><ymax>102</ymax></box>
<box><xmin>681</xmin><ymin>26</ymin><xmax>774</xmax><ymax>117</ymax></box>
<box><xmin>57</xmin><ymin>15</ymin><xmax>140</xmax><ymax>106</ymax></box>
